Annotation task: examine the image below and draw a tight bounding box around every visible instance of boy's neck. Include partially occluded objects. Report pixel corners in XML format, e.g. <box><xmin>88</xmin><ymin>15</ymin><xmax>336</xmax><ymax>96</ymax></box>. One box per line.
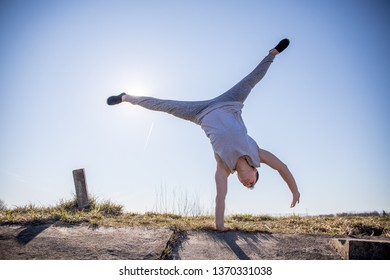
<box><xmin>235</xmin><ymin>156</ymin><xmax>253</xmax><ymax>171</ymax></box>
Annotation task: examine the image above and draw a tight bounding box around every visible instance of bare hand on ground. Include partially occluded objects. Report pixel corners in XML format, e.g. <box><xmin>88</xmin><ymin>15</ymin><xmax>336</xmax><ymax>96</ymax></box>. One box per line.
<box><xmin>216</xmin><ymin>226</ymin><xmax>231</xmax><ymax>232</ymax></box>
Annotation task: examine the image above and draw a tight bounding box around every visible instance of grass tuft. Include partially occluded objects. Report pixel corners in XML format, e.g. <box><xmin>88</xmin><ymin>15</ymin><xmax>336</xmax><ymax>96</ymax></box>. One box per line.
<box><xmin>0</xmin><ymin>196</ymin><xmax>124</xmax><ymax>225</ymax></box>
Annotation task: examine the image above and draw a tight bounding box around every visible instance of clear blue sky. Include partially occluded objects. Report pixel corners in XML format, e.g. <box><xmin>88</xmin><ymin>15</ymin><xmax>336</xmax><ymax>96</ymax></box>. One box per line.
<box><xmin>1</xmin><ymin>0</ymin><xmax>389</xmax><ymax>216</ymax></box>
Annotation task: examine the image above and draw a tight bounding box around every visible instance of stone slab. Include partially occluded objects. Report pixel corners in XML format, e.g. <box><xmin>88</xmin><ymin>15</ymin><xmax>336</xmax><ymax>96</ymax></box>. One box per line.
<box><xmin>3</xmin><ymin>224</ymin><xmax>388</xmax><ymax>260</ymax></box>
<box><xmin>174</xmin><ymin>230</ymin><xmax>342</xmax><ymax>260</ymax></box>
<box><xmin>0</xmin><ymin>224</ymin><xmax>172</xmax><ymax>260</ymax></box>
<box><xmin>330</xmin><ymin>238</ymin><xmax>390</xmax><ymax>260</ymax></box>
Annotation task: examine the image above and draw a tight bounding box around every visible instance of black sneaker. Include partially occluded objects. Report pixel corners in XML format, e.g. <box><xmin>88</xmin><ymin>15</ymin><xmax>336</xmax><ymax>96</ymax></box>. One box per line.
<box><xmin>274</xmin><ymin>38</ymin><xmax>290</xmax><ymax>53</ymax></box>
<box><xmin>107</xmin><ymin>93</ymin><xmax>126</xmax><ymax>105</ymax></box>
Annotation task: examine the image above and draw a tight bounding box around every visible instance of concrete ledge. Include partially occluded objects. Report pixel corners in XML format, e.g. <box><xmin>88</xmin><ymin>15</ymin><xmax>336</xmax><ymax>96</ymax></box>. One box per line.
<box><xmin>330</xmin><ymin>238</ymin><xmax>390</xmax><ymax>260</ymax></box>
<box><xmin>4</xmin><ymin>224</ymin><xmax>389</xmax><ymax>260</ymax></box>
<box><xmin>175</xmin><ymin>231</ymin><xmax>341</xmax><ymax>260</ymax></box>
<box><xmin>0</xmin><ymin>225</ymin><xmax>173</xmax><ymax>260</ymax></box>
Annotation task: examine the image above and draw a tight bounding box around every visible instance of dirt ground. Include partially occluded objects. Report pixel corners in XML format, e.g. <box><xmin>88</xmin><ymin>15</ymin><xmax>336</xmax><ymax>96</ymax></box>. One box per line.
<box><xmin>1</xmin><ymin>223</ymin><xmax>387</xmax><ymax>260</ymax></box>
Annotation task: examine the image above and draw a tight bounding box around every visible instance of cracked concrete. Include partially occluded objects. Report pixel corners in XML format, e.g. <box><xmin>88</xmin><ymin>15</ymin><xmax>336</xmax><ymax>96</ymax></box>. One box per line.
<box><xmin>1</xmin><ymin>224</ymin><xmax>388</xmax><ymax>260</ymax></box>
<box><xmin>0</xmin><ymin>224</ymin><xmax>171</xmax><ymax>260</ymax></box>
<box><xmin>166</xmin><ymin>230</ymin><xmax>342</xmax><ymax>260</ymax></box>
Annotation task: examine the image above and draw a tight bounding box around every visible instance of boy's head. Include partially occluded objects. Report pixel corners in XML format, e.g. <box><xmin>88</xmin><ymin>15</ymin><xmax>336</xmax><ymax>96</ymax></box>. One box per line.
<box><xmin>237</xmin><ymin>167</ymin><xmax>259</xmax><ymax>189</ymax></box>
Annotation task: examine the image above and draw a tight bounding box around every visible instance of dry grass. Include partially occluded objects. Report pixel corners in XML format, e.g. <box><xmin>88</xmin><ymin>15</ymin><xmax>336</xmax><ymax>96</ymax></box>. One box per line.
<box><xmin>0</xmin><ymin>198</ymin><xmax>389</xmax><ymax>237</ymax></box>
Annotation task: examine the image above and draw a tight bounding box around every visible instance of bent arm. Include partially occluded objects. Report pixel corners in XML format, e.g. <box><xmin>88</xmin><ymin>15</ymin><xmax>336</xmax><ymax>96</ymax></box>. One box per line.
<box><xmin>214</xmin><ymin>153</ymin><xmax>230</xmax><ymax>231</ymax></box>
<box><xmin>259</xmin><ymin>148</ymin><xmax>300</xmax><ymax>207</ymax></box>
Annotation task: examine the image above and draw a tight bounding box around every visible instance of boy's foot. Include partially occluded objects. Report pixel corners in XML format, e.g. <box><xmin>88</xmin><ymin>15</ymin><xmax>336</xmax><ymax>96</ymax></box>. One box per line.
<box><xmin>107</xmin><ymin>93</ymin><xmax>126</xmax><ymax>105</ymax></box>
<box><xmin>274</xmin><ymin>38</ymin><xmax>290</xmax><ymax>54</ymax></box>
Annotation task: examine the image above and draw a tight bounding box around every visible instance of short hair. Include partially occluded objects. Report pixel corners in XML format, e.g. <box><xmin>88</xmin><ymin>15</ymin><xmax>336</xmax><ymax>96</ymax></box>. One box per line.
<box><xmin>248</xmin><ymin>170</ymin><xmax>259</xmax><ymax>190</ymax></box>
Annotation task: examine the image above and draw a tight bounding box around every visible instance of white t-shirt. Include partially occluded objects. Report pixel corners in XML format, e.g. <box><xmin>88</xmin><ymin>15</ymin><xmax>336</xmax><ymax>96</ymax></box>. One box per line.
<box><xmin>198</xmin><ymin>101</ymin><xmax>260</xmax><ymax>173</ymax></box>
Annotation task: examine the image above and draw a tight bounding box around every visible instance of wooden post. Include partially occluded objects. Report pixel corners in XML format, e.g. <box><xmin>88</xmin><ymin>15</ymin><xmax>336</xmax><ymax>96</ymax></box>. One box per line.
<box><xmin>72</xmin><ymin>168</ymin><xmax>89</xmax><ymax>209</ymax></box>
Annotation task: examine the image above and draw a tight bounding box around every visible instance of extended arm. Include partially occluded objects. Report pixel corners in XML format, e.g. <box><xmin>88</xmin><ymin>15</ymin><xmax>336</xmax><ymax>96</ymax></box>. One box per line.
<box><xmin>259</xmin><ymin>148</ymin><xmax>300</xmax><ymax>207</ymax></box>
<box><xmin>214</xmin><ymin>153</ymin><xmax>231</xmax><ymax>231</ymax></box>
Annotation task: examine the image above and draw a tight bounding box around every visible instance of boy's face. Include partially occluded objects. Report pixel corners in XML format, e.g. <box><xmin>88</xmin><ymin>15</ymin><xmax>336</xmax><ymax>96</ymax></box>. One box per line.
<box><xmin>237</xmin><ymin>167</ymin><xmax>257</xmax><ymax>188</ymax></box>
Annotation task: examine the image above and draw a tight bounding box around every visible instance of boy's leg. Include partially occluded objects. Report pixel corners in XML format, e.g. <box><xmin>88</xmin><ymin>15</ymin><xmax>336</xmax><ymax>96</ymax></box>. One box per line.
<box><xmin>213</xmin><ymin>39</ymin><xmax>289</xmax><ymax>104</ymax></box>
<box><xmin>108</xmin><ymin>93</ymin><xmax>211</xmax><ymax>124</ymax></box>
<box><xmin>213</xmin><ymin>52</ymin><xmax>275</xmax><ymax>104</ymax></box>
